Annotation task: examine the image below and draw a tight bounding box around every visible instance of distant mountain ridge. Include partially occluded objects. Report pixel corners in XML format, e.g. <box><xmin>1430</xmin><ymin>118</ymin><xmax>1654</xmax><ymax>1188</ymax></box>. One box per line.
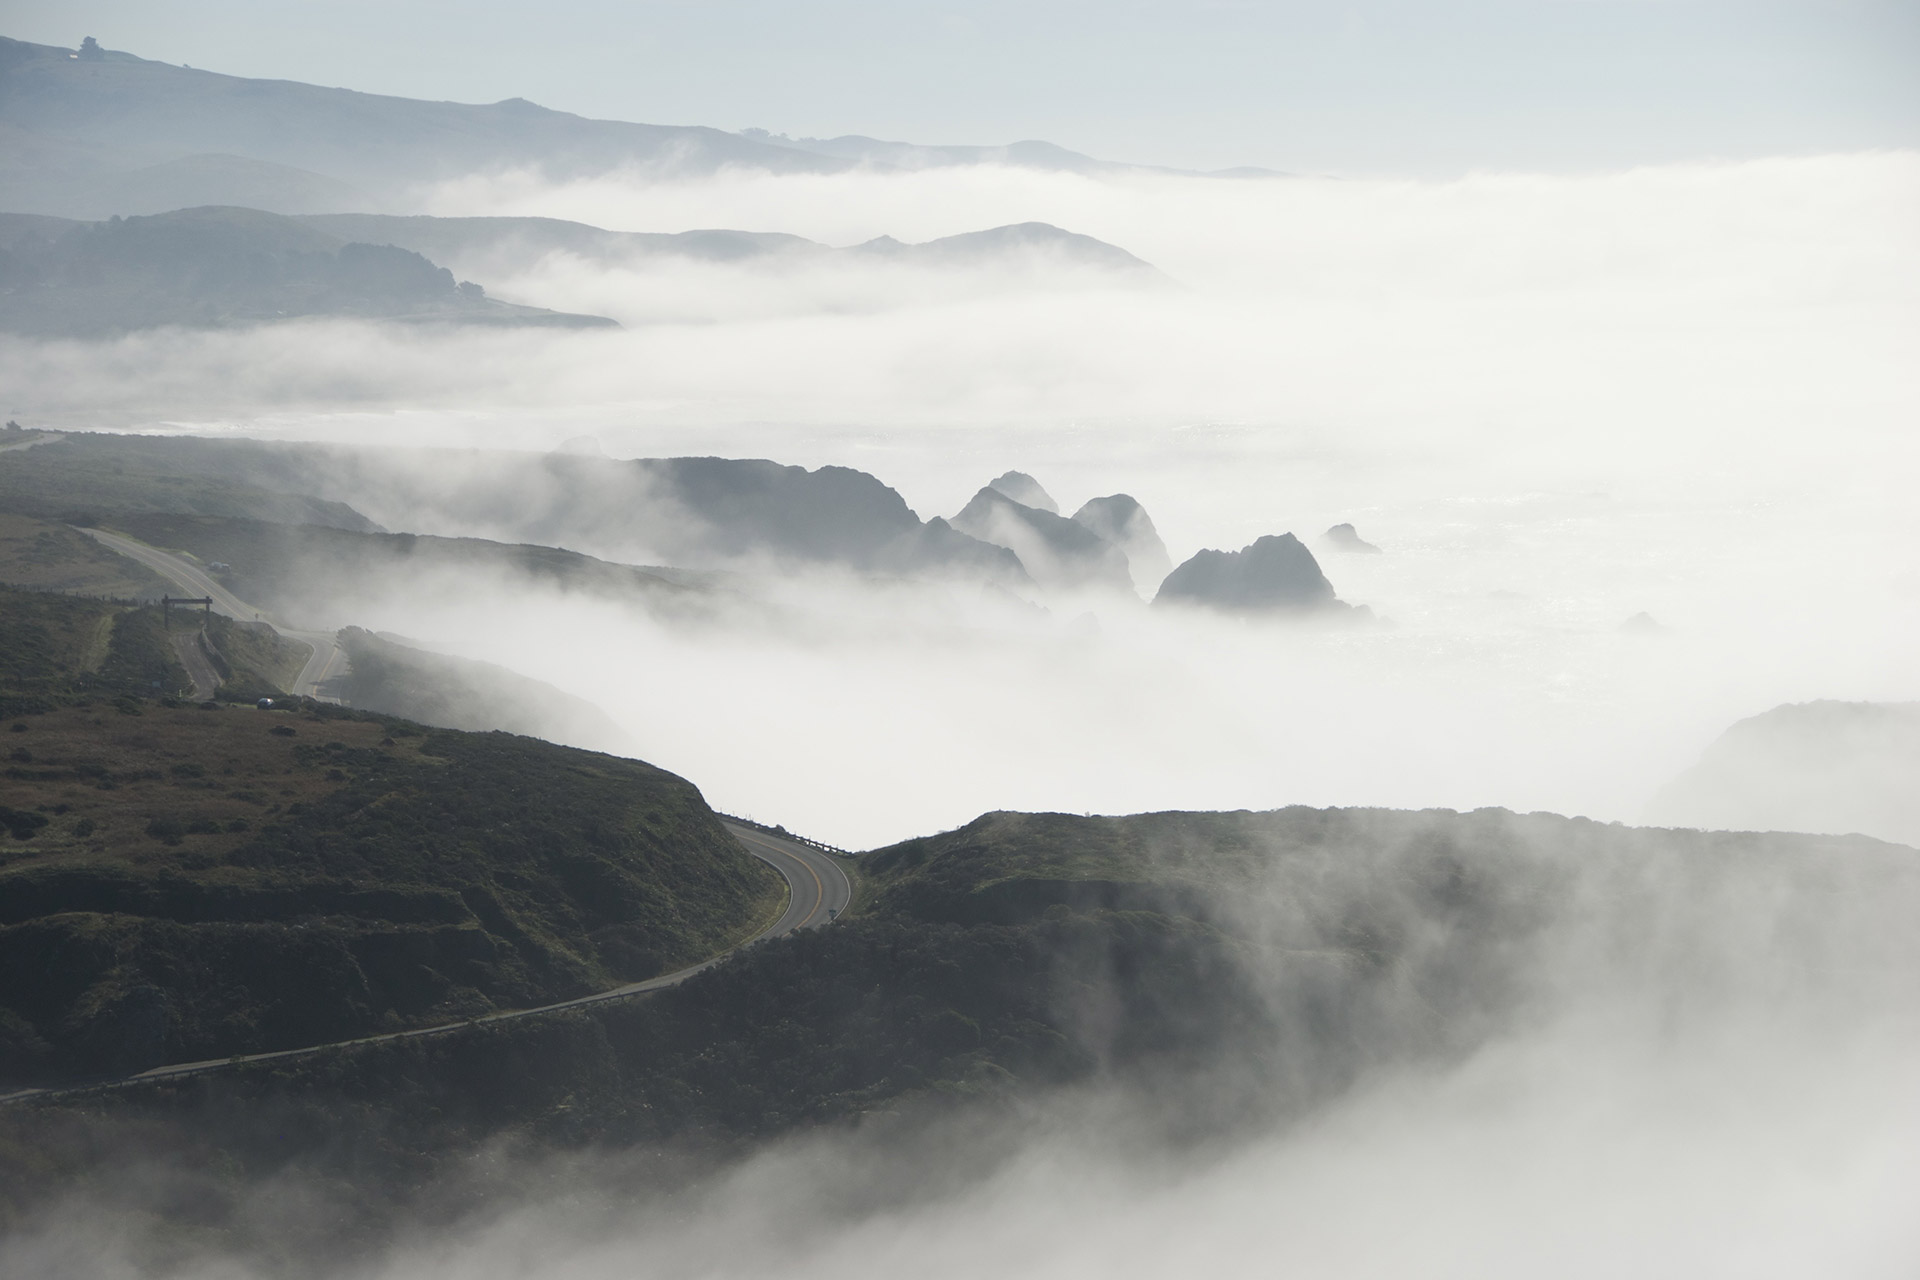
<box><xmin>0</xmin><ymin>36</ymin><xmax>839</xmax><ymax>218</ymax></box>
<box><xmin>737</xmin><ymin>131</ymin><xmax>1293</xmax><ymax>180</ymax></box>
<box><xmin>0</xmin><ymin>35</ymin><xmax>1284</xmax><ymax>221</ymax></box>
<box><xmin>0</xmin><ymin>432</ymin><xmax>1028</xmax><ymax>587</ymax></box>
<box><xmin>738</xmin><ymin>132</ymin><xmax>1124</xmax><ymax>174</ymax></box>
<box><xmin>0</xmin><ymin>205</ymin><xmax>616</xmax><ymax>336</ymax></box>
<box><xmin>295</xmin><ymin>213</ymin><xmax>1158</xmax><ymax>279</ymax></box>
<box><xmin>0</xmin><ymin>208</ymin><xmax>1155</xmax><ymax>329</ymax></box>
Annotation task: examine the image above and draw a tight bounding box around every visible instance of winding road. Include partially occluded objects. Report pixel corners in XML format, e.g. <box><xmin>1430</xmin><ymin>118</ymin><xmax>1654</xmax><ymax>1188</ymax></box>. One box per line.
<box><xmin>0</xmin><ymin>528</ymin><xmax>859</xmax><ymax>1105</ymax></box>
<box><xmin>78</xmin><ymin>527</ymin><xmax>346</xmax><ymax>698</ymax></box>
<box><xmin>0</xmin><ymin>823</ymin><xmax>852</xmax><ymax>1105</ymax></box>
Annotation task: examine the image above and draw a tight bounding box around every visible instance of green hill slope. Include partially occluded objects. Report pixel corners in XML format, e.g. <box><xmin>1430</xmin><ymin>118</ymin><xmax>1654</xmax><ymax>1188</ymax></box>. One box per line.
<box><xmin>0</xmin><ymin>513</ymin><xmax>171</xmax><ymax>598</ymax></box>
<box><xmin>0</xmin><ymin>700</ymin><xmax>782</xmax><ymax>1084</ymax></box>
<box><xmin>5</xmin><ymin>799</ymin><xmax>1908</xmax><ymax>1280</ymax></box>
<box><xmin>0</xmin><ymin>584</ymin><xmax>308</xmax><ymax>714</ymax></box>
<box><xmin>0</xmin><ymin>586</ymin><xmax>189</xmax><ymax>713</ymax></box>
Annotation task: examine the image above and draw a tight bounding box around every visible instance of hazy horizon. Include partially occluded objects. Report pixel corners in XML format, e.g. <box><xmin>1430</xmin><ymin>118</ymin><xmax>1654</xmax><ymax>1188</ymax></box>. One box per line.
<box><xmin>8</xmin><ymin>1</ymin><xmax>1920</xmax><ymax>175</ymax></box>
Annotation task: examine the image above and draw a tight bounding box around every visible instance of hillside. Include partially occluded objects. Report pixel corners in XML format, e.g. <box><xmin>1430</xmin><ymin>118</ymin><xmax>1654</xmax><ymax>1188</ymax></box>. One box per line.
<box><xmin>0</xmin><ymin>586</ymin><xmax>187</xmax><ymax>714</ymax></box>
<box><xmin>3</xmin><ymin>799</ymin><xmax>1908</xmax><ymax>1273</ymax></box>
<box><xmin>0</xmin><ymin>434</ymin><xmax>377</xmax><ymax>531</ymax></box>
<box><xmin>0</xmin><ymin>699</ymin><xmax>783</xmax><ymax>1085</ymax></box>
<box><xmin>333</xmin><ymin>627</ymin><xmax>634</xmax><ymax>753</ymax></box>
<box><xmin>0</xmin><ymin>205</ymin><xmax>616</xmax><ymax>336</ymax></box>
<box><xmin>0</xmin><ymin>532</ymin><xmax>314</xmax><ymax>709</ymax></box>
<box><xmin>299</xmin><ymin>213</ymin><xmax>826</xmax><ymax>277</ymax></box>
<box><xmin>0</xmin><ymin>36</ymin><xmax>1191</xmax><ymax>224</ymax></box>
<box><xmin>0</xmin><ymin>581</ymin><xmax>306</xmax><ymax>714</ymax></box>
<box><xmin>0</xmin><ymin>36</ymin><xmax>841</xmax><ymax>219</ymax></box>
<box><xmin>101</xmin><ymin>512</ymin><xmax>696</xmax><ymax>622</ymax></box>
<box><xmin>1647</xmin><ymin>700</ymin><xmax>1920</xmax><ymax>847</ymax></box>
<box><xmin>0</xmin><ymin>512</ymin><xmax>170</xmax><ymax>598</ymax></box>
<box><xmin>0</xmin><ymin>433</ymin><xmax>1028</xmax><ymax>583</ymax></box>
<box><xmin>853</xmin><ymin>222</ymin><xmax>1157</xmax><ymax>274</ymax></box>
<box><xmin>294</xmin><ymin>213</ymin><xmax>1159</xmax><ymax>283</ymax></box>
<box><xmin>741</xmin><ymin>132</ymin><xmax>1124</xmax><ymax>174</ymax></box>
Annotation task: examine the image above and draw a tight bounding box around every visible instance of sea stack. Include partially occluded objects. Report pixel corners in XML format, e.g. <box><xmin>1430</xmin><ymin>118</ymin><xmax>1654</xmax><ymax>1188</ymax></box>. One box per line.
<box><xmin>1073</xmin><ymin>494</ymin><xmax>1174</xmax><ymax>595</ymax></box>
<box><xmin>1154</xmin><ymin>533</ymin><xmax>1343</xmax><ymax>613</ymax></box>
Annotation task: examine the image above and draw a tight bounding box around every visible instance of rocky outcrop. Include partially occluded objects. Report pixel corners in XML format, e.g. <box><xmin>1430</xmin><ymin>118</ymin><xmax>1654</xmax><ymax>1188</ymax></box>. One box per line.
<box><xmin>1153</xmin><ymin>533</ymin><xmax>1343</xmax><ymax>614</ymax></box>
<box><xmin>1072</xmin><ymin>494</ymin><xmax>1173</xmax><ymax>595</ymax></box>
<box><xmin>1321</xmin><ymin>523</ymin><xmax>1381</xmax><ymax>554</ymax></box>
<box><xmin>951</xmin><ymin>487</ymin><xmax>1133</xmax><ymax>594</ymax></box>
<box><xmin>876</xmin><ymin>517</ymin><xmax>1030</xmax><ymax>586</ymax></box>
<box><xmin>986</xmin><ymin>471</ymin><xmax>1059</xmax><ymax>514</ymax></box>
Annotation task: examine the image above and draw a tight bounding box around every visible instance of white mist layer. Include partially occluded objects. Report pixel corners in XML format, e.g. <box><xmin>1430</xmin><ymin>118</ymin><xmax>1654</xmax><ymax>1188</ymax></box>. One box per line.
<box><xmin>1</xmin><ymin>154</ymin><xmax>1914</xmax><ymax>846</ymax></box>
<box><xmin>361</xmin><ymin>1024</ymin><xmax>1918</xmax><ymax>1280</ymax></box>
<box><xmin>257</xmin><ymin>561</ymin><xmax>1905</xmax><ymax>850</ymax></box>
<box><xmin>158</xmin><ymin>829</ymin><xmax>1918</xmax><ymax>1280</ymax></box>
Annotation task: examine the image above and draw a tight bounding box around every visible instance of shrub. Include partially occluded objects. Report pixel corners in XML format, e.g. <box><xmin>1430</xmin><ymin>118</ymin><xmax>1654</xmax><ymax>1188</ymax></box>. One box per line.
<box><xmin>0</xmin><ymin>806</ymin><xmax>48</xmax><ymax>840</ymax></box>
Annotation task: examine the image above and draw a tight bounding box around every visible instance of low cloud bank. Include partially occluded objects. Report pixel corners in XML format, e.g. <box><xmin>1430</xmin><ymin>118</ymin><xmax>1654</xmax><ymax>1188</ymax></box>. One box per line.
<box><xmin>7</xmin><ymin>807</ymin><xmax>1915</xmax><ymax>1278</ymax></box>
<box><xmin>0</xmin><ymin>153</ymin><xmax>1910</xmax><ymax>840</ymax></box>
<box><xmin>363</xmin><ymin>1025</ymin><xmax>1914</xmax><ymax>1280</ymax></box>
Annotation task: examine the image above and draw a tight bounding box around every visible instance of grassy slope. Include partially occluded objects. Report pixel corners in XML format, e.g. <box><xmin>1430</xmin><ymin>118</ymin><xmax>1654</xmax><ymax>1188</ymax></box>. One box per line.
<box><xmin>0</xmin><ymin>435</ymin><xmax>376</xmax><ymax>531</ymax></box>
<box><xmin>0</xmin><ymin>435</ymin><xmax>696</xmax><ymax>623</ymax></box>
<box><xmin>199</xmin><ymin>613</ymin><xmax>311</xmax><ymax>702</ymax></box>
<box><xmin>0</xmin><ymin>586</ymin><xmax>308</xmax><ymax>714</ymax></box>
<box><xmin>0</xmin><ymin>801</ymin><xmax>1911</xmax><ymax>1270</ymax></box>
<box><xmin>0</xmin><ymin>512</ymin><xmax>171</xmax><ymax>598</ymax></box>
<box><xmin>856</xmin><ymin>805</ymin><xmax>1563</xmax><ymax>926</ymax></box>
<box><xmin>107</xmin><ymin>512</ymin><xmax>688</xmax><ymax>619</ymax></box>
<box><xmin>0</xmin><ymin>586</ymin><xmax>191</xmax><ymax>714</ymax></box>
<box><xmin>0</xmin><ymin>701</ymin><xmax>783</xmax><ymax>1084</ymax></box>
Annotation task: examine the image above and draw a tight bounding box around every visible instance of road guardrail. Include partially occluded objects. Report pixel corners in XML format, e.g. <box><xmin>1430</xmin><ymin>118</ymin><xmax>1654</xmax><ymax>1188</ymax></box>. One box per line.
<box><xmin>717</xmin><ymin>813</ymin><xmax>858</xmax><ymax>857</ymax></box>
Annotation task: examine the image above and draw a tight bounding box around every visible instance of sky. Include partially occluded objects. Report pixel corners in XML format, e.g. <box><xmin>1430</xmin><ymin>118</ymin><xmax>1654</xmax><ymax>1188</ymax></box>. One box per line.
<box><xmin>9</xmin><ymin>0</ymin><xmax>1920</xmax><ymax>173</ymax></box>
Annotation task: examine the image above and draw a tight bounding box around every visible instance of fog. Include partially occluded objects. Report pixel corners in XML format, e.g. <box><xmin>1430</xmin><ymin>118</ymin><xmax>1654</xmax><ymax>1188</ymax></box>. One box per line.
<box><xmin>4</xmin><ymin>153</ymin><xmax>1914</xmax><ymax>847</ymax></box>
<box><xmin>363</xmin><ymin>1025</ymin><xmax>1919</xmax><ymax>1280</ymax></box>
<box><xmin>8</xmin><ymin>802</ymin><xmax>1917</xmax><ymax>1279</ymax></box>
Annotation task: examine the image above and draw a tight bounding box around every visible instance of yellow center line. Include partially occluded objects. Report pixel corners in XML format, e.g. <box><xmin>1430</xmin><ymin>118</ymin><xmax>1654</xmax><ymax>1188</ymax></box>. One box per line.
<box><xmin>735</xmin><ymin>829</ymin><xmax>826</xmax><ymax>927</ymax></box>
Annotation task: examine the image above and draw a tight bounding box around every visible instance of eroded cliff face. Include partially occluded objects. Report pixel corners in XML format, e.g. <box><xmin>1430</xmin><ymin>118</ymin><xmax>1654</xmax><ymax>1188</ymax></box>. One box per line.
<box><xmin>1154</xmin><ymin>533</ymin><xmax>1342</xmax><ymax>614</ymax></box>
